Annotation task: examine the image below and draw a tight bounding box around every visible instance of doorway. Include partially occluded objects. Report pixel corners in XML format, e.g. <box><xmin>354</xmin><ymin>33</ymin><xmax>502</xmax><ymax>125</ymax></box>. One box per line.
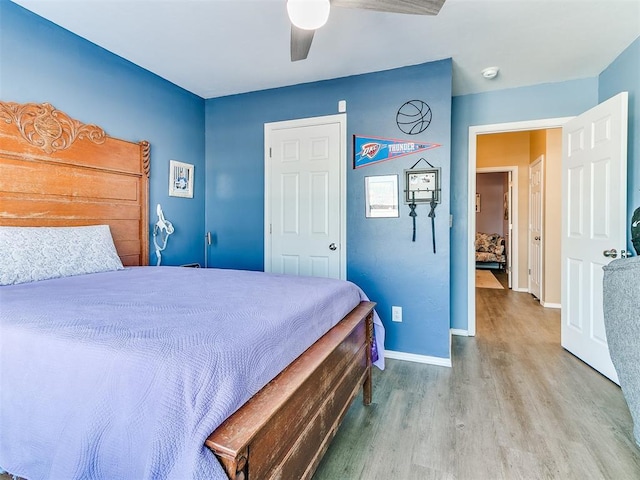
<box><xmin>467</xmin><ymin>117</ymin><xmax>571</xmax><ymax>337</ymax></box>
<box><xmin>476</xmin><ymin>168</ymin><xmax>515</xmax><ymax>290</ymax></box>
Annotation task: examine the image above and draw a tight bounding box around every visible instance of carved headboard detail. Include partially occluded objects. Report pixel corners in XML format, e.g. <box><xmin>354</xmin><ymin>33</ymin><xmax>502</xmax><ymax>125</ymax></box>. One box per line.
<box><xmin>0</xmin><ymin>102</ymin><xmax>107</xmax><ymax>154</ymax></box>
<box><xmin>0</xmin><ymin>101</ymin><xmax>150</xmax><ymax>266</ymax></box>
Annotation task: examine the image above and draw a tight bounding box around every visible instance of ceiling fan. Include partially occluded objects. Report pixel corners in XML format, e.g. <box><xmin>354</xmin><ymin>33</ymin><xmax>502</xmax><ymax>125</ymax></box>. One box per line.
<box><xmin>287</xmin><ymin>0</ymin><xmax>447</xmax><ymax>62</ymax></box>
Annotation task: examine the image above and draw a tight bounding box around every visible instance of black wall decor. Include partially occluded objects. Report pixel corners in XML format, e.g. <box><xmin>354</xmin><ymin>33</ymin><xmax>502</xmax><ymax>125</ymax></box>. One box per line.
<box><xmin>396</xmin><ymin>100</ymin><xmax>432</xmax><ymax>135</ymax></box>
<box><xmin>632</xmin><ymin>207</ymin><xmax>640</xmax><ymax>255</ymax></box>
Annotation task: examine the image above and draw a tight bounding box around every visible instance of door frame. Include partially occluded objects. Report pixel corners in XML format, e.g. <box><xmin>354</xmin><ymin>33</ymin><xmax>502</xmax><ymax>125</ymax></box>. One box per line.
<box><xmin>264</xmin><ymin>114</ymin><xmax>348</xmax><ymax>279</ymax></box>
<box><xmin>467</xmin><ymin>117</ymin><xmax>572</xmax><ymax>336</ymax></box>
<box><xmin>528</xmin><ymin>155</ymin><xmax>544</xmax><ymax>300</ymax></box>
<box><xmin>476</xmin><ymin>167</ymin><xmax>518</xmax><ymax>291</ymax></box>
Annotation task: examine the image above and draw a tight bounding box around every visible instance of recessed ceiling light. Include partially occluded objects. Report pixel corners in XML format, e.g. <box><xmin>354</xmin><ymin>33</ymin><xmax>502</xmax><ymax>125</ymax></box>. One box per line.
<box><xmin>482</xmin><ymin>67</ymin><xmax>500</xmax><ymax>79</ymax></box>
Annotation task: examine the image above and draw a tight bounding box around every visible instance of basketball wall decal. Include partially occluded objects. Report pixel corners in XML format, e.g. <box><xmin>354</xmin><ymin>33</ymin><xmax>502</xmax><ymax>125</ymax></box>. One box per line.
<box><xmin>396</xmin><ymin>100</ymin><xmax>432</xmax><ymax>135</ymax></box>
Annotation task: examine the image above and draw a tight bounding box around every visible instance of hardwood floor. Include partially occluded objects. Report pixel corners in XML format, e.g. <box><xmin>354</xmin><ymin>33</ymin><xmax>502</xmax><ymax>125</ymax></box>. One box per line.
<box><xmin>314</xmin><ymin>272</ymin><xmax>640</xmax><ymax>479</ymax></box>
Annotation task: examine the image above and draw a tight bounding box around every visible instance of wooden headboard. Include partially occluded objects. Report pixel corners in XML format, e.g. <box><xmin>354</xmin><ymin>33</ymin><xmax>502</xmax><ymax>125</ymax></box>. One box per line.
<box><xmin>0</xmin><ymin>101</ymin><xmax>150</xmax><ymax>266</ymax></box>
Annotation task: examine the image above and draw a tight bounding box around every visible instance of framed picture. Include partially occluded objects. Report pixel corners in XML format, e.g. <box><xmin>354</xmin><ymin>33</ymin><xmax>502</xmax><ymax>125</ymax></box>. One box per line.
<box><xmin>404</xmin><ymin>168</ymin><xmax>441</xmax><ymax>204</ymax></box>
<box><xmin>169</xmin><ymin>160</ymin><xmax>194</xmax><ymax>198</ymax></box>
<box><xmin>476</xmin><ymin>193</ymin><xmax>481</xmax><ymax>213</ymax></box>
<box><xmin>365</xmin><ymin>175</ymin><xmax>399</xmax><ymax>218</ymax></box>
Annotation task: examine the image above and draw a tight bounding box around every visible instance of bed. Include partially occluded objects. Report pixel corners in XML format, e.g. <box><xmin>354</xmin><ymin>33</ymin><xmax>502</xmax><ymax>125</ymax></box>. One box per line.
<box><xmin>0</xmin><ymin>101</ymin><xmax>383</xmax><ymax>480</ymax></box>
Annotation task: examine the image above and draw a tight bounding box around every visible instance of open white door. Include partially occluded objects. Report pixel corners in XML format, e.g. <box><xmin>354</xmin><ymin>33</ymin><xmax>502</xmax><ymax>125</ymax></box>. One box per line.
<box><xmin>561</xmin><ymin>92</ymin><xmax>628</xmax><ymax>383</ymax></box>
<box><xmin>529</xmin><ymin>156</ymin><xmax>543</xmax><ymax>300</ymax></box>
<box><xmin>264</xmin><ymin>114</ymin><xmax>346</xmax><ymax>280</ymax></box>
<box><xmin>506</xmin><ymin>171</ymin><xmax>513</xmax><ymax>289</ymax></box>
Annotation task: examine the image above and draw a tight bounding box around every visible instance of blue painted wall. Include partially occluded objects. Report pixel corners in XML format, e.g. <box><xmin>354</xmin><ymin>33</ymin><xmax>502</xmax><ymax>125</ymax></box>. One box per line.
<box><xmin>599</xmin><ymin>37</ymin><xmax>640</xmax><ymax>254</ymax></box>
<box><xmin>0</xmin><ymin>0</ymin><xmax>206</xmax><ymax>266</ymax></box>
<box><xmin>206</xmin><ymin>60</ymin><xmax>453</xmax><ymax>358</ymax></box>
<box><xmin>450</xmin><ymin>78</ymin><xmax>600</xmax><ymax>331</ymax></box>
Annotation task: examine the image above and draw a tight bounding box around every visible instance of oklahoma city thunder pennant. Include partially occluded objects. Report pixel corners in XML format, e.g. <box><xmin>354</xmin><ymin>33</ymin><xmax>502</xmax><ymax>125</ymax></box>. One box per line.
<box><xmin>353</xmin><ymin>135</ymin><xmax>441</xmax><ymax>168</ymax></box>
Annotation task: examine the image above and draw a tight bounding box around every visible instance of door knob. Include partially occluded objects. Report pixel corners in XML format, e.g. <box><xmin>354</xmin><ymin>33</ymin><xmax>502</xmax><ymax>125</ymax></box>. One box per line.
<box><xmin>329</xmin><ymin>243</ymin><xmax>337</xmax><ymax>251</ymax></box>
<box><xmin>603</xmin><ymin>249</ymin><xmax>618</xmax><ymax>258</ymax></box>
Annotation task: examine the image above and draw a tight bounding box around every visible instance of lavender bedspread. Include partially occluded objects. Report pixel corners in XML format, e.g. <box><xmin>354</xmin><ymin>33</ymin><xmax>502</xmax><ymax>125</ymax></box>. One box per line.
<box><xmin>0</xmin><ymin>267</ymin><xmax>384</xmax><ymax>480</ymax></box>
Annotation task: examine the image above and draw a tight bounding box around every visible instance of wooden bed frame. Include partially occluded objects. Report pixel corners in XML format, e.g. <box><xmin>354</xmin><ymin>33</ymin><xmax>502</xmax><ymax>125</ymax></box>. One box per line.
<box><xmin>0</xmin><ymin>100</ymin><xmax>375</xmax><ymax>480</ymax></box>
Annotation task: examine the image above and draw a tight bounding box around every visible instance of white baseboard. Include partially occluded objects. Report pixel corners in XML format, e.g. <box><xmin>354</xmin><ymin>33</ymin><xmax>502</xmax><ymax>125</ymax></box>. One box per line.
<box><xmin>451</xmin><ymin>328</ymin><xmax>469</xmax><ymax>336</ymax></box>
<box><xmin>513</xmin><ymin>287</ymin><xmax>529</xmax><ymax>293</ymax></box>
<box><xmin>385</xmin><ymin>350</ymin><xmax>452</xmax><ymax>368</ymax></box>
<box><xmin>541</xmin><ymin>301</ymin><xmax>561</xmax><ymax>309</ymax></box>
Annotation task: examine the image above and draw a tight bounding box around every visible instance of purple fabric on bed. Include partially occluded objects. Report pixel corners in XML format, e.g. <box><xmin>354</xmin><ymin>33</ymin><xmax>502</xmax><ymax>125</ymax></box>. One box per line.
<box><xmin>0</xmin><ymin>267</ymin><xmax>383</xmax><ymax>480</ymax></box>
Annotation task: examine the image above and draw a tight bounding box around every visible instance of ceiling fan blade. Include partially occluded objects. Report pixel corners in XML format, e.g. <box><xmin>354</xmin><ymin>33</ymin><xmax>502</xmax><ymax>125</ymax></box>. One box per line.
<box><xmin>291</xmin><ymin>25</ymin><xmax>315</xmax><ymax>62</ymax></box>
<box><xmin>331</xmin><ymin>0</ymin><xmax>446</xmax><ymax>15</ymax></box>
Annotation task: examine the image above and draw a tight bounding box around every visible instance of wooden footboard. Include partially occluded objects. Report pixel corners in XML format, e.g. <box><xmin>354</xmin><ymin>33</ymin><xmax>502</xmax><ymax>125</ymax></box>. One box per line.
<box><xmin>206</xmin><ymin>301</ymin><xmax>376</xmax><ymax>480</ymax></box>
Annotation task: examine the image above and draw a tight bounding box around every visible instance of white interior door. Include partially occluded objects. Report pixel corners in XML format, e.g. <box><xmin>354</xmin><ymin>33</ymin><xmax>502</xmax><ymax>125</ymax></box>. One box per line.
<box><xmin>506</xmin><ymin>172</ymin><xmax>513</xmax><ymax>289</ymax></box>
<box><xmin>529</xmin><ymin>156</ymin><xmax>543</xmax><ymax>300</ymax></box>
<box><xmin>264</xmin><ymin>115</ymin><xmax>346</xmax><ymax>279</ymax></box>
<box><xmin>561</xmin><ymin>92</ymin><xmax>628</xmax><ymax>383</ymax></box>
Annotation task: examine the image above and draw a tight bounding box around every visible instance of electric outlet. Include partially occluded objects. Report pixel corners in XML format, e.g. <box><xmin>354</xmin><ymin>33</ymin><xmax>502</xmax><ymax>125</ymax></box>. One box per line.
<box><xmin>392</xmin><ymin>306</ymin><xmax>402</xmax><ymax>322</ymax></box>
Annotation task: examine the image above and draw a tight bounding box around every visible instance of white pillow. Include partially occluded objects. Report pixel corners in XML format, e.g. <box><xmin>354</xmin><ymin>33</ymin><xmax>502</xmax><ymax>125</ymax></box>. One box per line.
<box><xmin>0</xmin><ymin>225</ymin><xmax>124</xmax><ymax>286</ymax></box>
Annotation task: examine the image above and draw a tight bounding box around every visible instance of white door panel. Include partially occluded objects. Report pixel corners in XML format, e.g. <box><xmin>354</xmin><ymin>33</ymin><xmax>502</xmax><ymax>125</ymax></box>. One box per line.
<box><xmin>281</xmin><ymin>173</ymin><xmax>300</xmax><ymax>234</ymax></box>
<box><xmin>265</xmin><ymin>115</ymin><xmax>346</xmax><ymax>279</ymax></box>
<box><xmin>561</xmin><ymin>92</ymin><xmax>628</xmax><ymax>384</ymax></box>
<box><xmin>281</xmin><ymin>255</ymin><xmax>300</xmax><ymax>276</ymax></box>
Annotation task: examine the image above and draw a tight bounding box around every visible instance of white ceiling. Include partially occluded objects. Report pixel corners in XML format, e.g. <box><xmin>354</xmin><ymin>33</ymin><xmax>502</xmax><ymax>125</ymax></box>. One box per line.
<box><xmin>11</xmin><ymin>0</ymin><xmax>640</xmax><ymax>99</ymax></box>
